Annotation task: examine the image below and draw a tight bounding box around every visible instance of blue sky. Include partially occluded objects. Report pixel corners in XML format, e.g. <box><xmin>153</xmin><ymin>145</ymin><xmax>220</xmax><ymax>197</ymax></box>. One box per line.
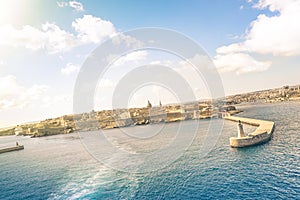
<box><xmin>0</xmin><ymin>0</ymin><xmax>300</xmax><ymax>127</ymax></box>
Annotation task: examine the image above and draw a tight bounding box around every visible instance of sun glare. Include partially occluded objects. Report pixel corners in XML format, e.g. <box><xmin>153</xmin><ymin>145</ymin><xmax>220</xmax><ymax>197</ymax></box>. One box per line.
<box><xmin>0</xmin><ymin>0</ymin><xmax>27</xmax><ymax>25</ymax></box>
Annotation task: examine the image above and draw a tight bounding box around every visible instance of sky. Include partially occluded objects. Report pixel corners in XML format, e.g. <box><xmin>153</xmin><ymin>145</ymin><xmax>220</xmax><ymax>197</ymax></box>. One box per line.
<box><xmin>0</xmin><ymin>0</ymin><xmax>300</xmax><ymax>127</ymax></box>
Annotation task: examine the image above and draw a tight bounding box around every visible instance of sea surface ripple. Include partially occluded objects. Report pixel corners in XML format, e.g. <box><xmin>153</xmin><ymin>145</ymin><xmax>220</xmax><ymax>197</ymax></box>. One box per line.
<box><xmin>0</xmin><ymin>101</ymin><xmax>299</xmax><ymax>199</ymax></box>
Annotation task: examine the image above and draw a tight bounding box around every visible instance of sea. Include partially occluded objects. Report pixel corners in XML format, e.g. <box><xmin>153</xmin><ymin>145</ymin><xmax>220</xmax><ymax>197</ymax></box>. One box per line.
<box><xmin>0</xmin><ymin>101</ymin><xmax>299</xmax><ymax>199</ymax></box>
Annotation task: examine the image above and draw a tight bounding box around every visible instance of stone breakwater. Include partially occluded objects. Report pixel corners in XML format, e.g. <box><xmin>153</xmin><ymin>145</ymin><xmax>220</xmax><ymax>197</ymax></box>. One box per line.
<box><xmin>0</xmin><ymin>145</ymin><xmax>24</xmax><ymax>154</ymax></box>
<box><xmin>223</xmin><ymin>116</ymin><xmax>275</xmax><ymax>148</ymax></box>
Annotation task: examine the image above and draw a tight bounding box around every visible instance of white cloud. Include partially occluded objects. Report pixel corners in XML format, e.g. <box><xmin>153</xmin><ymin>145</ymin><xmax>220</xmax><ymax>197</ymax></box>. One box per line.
<box><xmin>245</xmin><ymin>4</ymin><xmax>300</xmax><ymax>56</ymax></box>
<box><xmin>42</xmin><ymin>22</ymin><xmax>78</xmax><ymax>53</ymax></box>
<box><xmin>57</xmin><ymin>1</ymin><xmax>84</xmax><ymax>11</ymax></box>
<box><xmin>61</xmin><ymin>63</ymin><xmax>80</xmax><ymax>75</ymax></box>
<box><xmin>69</xmin><ymin>1</ymin><xmax>84</xmax><ymax>11</ymax></box>
<box><xmin>0</xmin><ymin>75</ymin><xmax>49</xmax><ymax>109</ymax></box>
<box><xmin>0</xmin><ymin>23</ymin><xmax>77</xmax><ymax>53</ymax></box>
<box><xmin>0</xmin><ymin>24</ymin><xmax>44</xmax><ymax>50</ymax></box>
<box><xmin>72</xmin><ymin>15</ymin><xmax>116</xmax><ymax>44</ymax></box>
<box><xmin>0</xmin><ymin>75</ymin><xmax>73</xmax><ymax>118</ymax></box>
<box><xmin>111</xmin><ymin>33</ymin><xmax>143</xmax><ymax>48</ymax></box>
<box><xmin>214</xmin><ymin>53</ymin><xmax>271</xmax><ymax>74</ymax></box>
<box><xmin>217</xmin><ymin>0</ymin><xmax>300</xmax><ymax>56</ymax></box>
<box><xmin>214</xmin><ymin>0</ymin><xmax>300</xmax><ymax>73</ymax></box>
<box><xmin>113</xmin><ymin>51</ymin><xmax>148</xmax><ymax>66</ymax></box>
<box><xmin>252</xmin><ymin>0</ymin><xmax>295</xmax><ymax>12</ymax></box>
<box><xmin>216</xmin><ymin>43</ymin><xmax>246</xmax><ymax>54</ymax></box>
<box><xmin>0</xmin><ymin>15</ymin><xmax>117</xmax><ymax>53</ymax></box>
<box><xmin>57</xmin><ymin>2</ymin><xmax>68</xmax><ymax>7</ymax></box>
<box><xmin>0</xmin><ymin>75</ymin><xmax>73</xmax><ymax>127</ymax></box>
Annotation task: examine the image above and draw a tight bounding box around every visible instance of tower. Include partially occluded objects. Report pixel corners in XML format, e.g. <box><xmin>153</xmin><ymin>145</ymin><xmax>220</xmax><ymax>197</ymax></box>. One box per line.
<box><xmin>237</xmin><ymin>120</ymin><xmax>245</xmax><ymax>138</ymax></box>
<box><xmin>147</xmin><ymin>100</ymin><xmax>152</xmax><ymax>108</ymax></box>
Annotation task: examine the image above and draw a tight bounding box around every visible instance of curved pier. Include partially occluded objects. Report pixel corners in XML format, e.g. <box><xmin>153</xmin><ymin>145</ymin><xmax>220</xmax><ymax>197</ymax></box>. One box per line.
<box><xmin>223</xmin><ymin>116</ymin><xmax>275</xmax><ymax>148</ymax></box>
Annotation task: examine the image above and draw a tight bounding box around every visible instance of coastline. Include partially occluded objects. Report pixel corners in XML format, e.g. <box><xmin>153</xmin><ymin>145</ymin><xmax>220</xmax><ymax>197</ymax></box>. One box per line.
<box><xmin>1</xmin><ymin>97</ymin><xmax>298</xmax><ymax>138</ymax></box>
<box><xmin>0</xmin><ymin>103</ymin><xmax>242</xmax><ymax>138</ymax></box>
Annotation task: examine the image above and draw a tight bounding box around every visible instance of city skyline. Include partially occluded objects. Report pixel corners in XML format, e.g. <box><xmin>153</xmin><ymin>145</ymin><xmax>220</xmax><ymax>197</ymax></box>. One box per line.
<box><xmin>1</xmin><ymin>0</ymin><xmax>300</xmax><ymax>127</ymax></box>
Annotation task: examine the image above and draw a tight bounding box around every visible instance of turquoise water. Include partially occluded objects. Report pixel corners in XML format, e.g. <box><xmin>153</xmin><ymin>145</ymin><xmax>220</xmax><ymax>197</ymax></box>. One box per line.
<box><xmin>0</xmin><ymin>101</ymin><xmax>299</xmax><ymax>199</ymax></box>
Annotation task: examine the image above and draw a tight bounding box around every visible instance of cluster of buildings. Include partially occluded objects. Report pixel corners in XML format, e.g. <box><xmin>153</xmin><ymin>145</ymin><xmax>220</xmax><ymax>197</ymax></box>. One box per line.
<box><xmin>225</xmin><ymin>84</ymin><xmax>300</xmax><ymax>104</ymax></box>
<box><xmin>7</xmin><ymin>83</ymin><xmax>300</xmax><ymax>137</ymax></box>
<box><xmin>73</xmin><ymin>100</ymin><xmax>227</xmax><ymax>132</ymax></box>
<box><xmin>0</xmin><ymin>100</ymin><xmax>239</xmax><ymax>137</ymax></box>
<box><xmin>13</xmin><ymin>115</ymin><xmax>75</xmax><ymax>137</ymax></box>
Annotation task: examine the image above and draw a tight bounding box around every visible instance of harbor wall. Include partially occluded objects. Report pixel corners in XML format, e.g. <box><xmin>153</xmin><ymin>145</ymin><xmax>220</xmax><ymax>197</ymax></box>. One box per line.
<box><xmin>224</xmin><ymin>116</ymin><xmax>275</xmax><ymax>147</ymax></box>
<box><xmin>0</xmin><ymin>145</ymin><xmax>24</xmax><ymax>154</ymax></box>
